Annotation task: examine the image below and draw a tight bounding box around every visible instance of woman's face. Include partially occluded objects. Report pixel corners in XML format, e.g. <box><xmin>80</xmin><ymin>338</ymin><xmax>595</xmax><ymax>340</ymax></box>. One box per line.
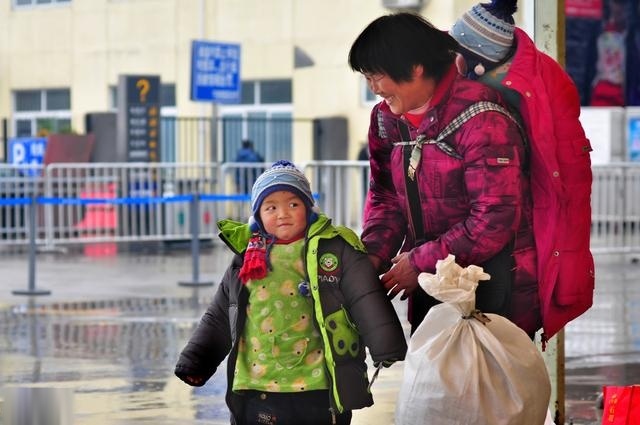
<box><xmin>364</xmin><ymin>65</ymin><xmax>433</xmax><ymax>115</ymax></box>
<box><xmin>259</xmin><ymin>190</ymin><xmax>307</xmax><ymax>241</ymax></box>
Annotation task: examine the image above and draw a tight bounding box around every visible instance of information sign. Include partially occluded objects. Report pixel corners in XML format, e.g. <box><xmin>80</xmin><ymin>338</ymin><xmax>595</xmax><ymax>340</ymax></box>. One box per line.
<box><xmin>8</xmin><ymin>137</ymin><xmax>48</xmax><ymax>176</ymax></box>
<box><xmin>191</xmin><ymin>40</ymin><xmax>241</xmax><ymax>103</ymax></box>
<box><xmin>120</xmin><ymin>75</ymin><xmax>161</xmax><ymax>162</ymax></box>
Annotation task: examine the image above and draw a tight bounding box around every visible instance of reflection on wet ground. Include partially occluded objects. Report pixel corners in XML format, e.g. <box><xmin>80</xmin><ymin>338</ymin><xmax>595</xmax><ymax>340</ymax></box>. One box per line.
<box><xmin>1</xmin><ymin>295</ymin><xmax>230</xmax><ymax>425</ymax></box>
<box><xmin>0</xmin><ymin>249</ymin><xmax>638</xmax><ymax>424</ymax></box>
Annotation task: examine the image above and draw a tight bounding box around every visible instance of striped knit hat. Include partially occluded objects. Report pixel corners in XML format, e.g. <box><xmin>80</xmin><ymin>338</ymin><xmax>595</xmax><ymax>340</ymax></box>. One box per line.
<box><xmin>249</xmin><ymin>160</ymin><xmax>318</xmax><ymax>232</ymax></box>
<box><xmin>450</xmin><ymin>0</ymin><xmax>517</xmax><ymax>64</ymax></box>
<box><xmin>240</xmin><ymin>160</ymin><xmax>318</xmax><ymax>283</ymax></box>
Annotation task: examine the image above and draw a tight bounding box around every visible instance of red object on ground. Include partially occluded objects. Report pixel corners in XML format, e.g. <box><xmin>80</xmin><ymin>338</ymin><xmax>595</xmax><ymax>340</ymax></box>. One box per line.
<box><xmin>75</xmin><ymin>183</ymin><xmax>118</xmax><ymax>256</ymax></box>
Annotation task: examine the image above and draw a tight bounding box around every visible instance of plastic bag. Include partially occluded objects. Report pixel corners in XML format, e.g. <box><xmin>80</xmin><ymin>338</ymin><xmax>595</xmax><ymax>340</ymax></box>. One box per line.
<box><xmin>601</xmin><ymin>385</ymin><xmax>640</xmax><ymax>424</ymax></box>
<box><xmin>395</xmin><ymin>255</ymin><xmax>551</xmax><ymax>425</ymax></box>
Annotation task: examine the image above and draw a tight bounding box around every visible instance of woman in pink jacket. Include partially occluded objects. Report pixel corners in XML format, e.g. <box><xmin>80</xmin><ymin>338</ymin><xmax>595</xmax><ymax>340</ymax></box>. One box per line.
<box><xmin>450</xmin><ymin>0</ymin><xmax>595</xmax><ymax>342</ymax></box>
<box><xmin>349</xmin><ymin>12</ymin><xmax>538</xmax><ymax>337</ymax></box>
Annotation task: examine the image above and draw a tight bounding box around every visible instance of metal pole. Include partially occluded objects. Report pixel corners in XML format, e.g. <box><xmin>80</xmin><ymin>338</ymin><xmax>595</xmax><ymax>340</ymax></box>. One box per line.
<box><xmin>13</xmin><ymin>196</ymin><xmax>51</xmax><ymax>296</ymax></box>
<box><xmin>532</xmin><ymin>1</ymin><xmax>566</xmax><ymax>423</ymax></box>
<box><xmin>2</xmin><ymin>118</ymin><xmax>7</xmax><ymax>162</ymax></box>
<box><xmin>178</xmin><ymin>193</ymin><xmax>213</xmax><ymax>287</ymax></box>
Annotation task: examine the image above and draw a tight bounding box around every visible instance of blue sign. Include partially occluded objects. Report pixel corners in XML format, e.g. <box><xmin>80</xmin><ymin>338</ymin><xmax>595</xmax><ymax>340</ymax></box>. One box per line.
<box><xmin>8</xmin><ymin>137</ymin><xmax>48</xmax><ymax>176</ymax></box>
<box><xmin>190</xmin><ymin>40</ymin><xmax>241</xmax><ymax>103</ymax></box>
<box><xmin>630</xmin><ymin>117</ymin><xmax>640</xmax><ymax>162</ymax></box>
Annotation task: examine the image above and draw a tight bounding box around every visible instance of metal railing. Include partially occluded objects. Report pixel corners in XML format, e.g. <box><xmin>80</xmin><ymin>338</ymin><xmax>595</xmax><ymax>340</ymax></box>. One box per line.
<box><xmin>1</xmin><ymin>161</ymin><xmax>639</xmax><ymax>255</ymax></box>
<box><xmin>590</xmin><ymin>163</ymin><xmax>640</xmax><ymax>254</ymax></box>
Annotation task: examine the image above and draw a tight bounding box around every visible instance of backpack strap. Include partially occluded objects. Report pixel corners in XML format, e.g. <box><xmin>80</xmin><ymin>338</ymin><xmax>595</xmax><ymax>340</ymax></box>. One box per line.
<box><xmin>398</xmin><ymin>122</ymin><xmax>426</xmax><ymax>245</ymax></box>
<box><xmin>394</xmin><ymin>101</ymin><xmax>526</xmax><ymax>180</ymax></box>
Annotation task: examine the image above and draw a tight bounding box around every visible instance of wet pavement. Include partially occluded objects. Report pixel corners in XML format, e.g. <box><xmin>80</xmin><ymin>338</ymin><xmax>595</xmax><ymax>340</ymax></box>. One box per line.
<box><xmin>0</xmin><ymin>245</ymin><xmax>638</xmax><ymax>424</ymax></box>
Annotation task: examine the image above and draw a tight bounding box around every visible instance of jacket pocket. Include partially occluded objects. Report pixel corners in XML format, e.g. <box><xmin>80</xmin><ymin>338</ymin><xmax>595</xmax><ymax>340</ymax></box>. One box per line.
<box><xmin>324</xmin><ymin>307</ymin><xmax>360</xmax><ymax>360</ymax></box>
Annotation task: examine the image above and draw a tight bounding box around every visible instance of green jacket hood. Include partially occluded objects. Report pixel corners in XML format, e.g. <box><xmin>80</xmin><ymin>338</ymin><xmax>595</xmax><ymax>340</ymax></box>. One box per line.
<box><xmin>217</xmin><ymin>214</ymin><xmax>365</xmax><ymax>254</ymax></box>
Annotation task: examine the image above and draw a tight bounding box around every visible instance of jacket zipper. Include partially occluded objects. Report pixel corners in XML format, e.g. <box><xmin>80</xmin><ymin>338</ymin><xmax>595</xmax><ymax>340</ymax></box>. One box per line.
<box><xmin>304</xmin><ymin>220</ymin><xmax>342</xmax><ymax>416</ymax></box>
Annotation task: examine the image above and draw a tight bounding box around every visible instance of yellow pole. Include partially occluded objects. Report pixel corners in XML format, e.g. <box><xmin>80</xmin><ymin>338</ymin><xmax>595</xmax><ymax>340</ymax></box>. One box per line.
<box><xmin>533</xmin><ymin>1</ymin><xmax>566</xmax><ymax>423</ymax></box>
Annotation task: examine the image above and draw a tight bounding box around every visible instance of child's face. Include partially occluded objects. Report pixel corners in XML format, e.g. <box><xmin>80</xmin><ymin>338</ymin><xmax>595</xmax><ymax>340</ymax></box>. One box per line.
<box><xmin>259</xmin><ymin>190</ymin><xmax>308</xmax><ymax>241</ymax></box>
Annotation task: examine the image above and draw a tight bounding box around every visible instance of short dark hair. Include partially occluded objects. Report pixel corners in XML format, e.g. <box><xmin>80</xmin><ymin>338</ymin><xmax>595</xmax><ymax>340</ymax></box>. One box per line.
<box><xmin>242</xmin><ymin>139</ymin><xmax>253</xmax><ymax>149</ymax></box>
<box><xmin>348</xmin><ymin>13</ymin><xmax>458</xmax><ymax>83</ymax></box>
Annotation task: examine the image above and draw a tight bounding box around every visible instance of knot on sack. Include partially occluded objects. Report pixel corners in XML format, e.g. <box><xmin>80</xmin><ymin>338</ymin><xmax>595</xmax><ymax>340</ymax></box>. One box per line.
<box><xmin>462</xmin><ymin>309</ymin><xmax>492</xmax><ymax>324</ymax></box>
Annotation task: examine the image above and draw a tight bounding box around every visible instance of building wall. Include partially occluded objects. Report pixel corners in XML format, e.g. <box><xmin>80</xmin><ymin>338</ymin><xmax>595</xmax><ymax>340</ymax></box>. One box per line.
<box><xmin>0</xmin><ymin>0</ymin><xmax>487</xmax><ymax>162</ymax></box>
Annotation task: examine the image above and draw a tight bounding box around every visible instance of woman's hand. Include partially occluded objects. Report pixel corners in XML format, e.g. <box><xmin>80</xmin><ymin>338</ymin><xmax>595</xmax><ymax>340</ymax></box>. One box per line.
<box><xmin>380</xmin><ymin>252</ymin><xmax>419</xmax><ymax>300</ymax></box>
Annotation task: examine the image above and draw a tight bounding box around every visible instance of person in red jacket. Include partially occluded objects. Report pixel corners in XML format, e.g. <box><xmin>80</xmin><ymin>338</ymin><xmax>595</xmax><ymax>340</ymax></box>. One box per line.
<box><xmin>348</xmin><ymin>12</ymin><xmax>538</xmax><ymax>337</ymax></box>
<box><xmin>450</xmin><ymin>0</ymin><xmax>595</xmax><ymax>341</ymax></box>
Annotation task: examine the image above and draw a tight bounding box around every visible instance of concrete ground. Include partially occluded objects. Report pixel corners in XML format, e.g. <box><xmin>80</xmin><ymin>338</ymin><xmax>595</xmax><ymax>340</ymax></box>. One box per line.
<box><xmin>0</xmin><ymin>244</ymin><xmax>638</xmax><ymax>424</ymax></box>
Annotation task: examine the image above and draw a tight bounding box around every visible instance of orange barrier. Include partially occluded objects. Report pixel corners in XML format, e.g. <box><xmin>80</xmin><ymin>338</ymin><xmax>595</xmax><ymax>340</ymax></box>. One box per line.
<box><xmin>75</xmin><ymin>183</ymin><xmax>118</xmax><ymax>256</ymax></box>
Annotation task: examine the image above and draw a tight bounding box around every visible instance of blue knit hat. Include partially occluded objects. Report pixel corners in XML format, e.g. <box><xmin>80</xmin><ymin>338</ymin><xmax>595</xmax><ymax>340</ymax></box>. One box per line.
<box><xmin>450</xmin><ymin>0</ymin><xmax>517</xmax><ymax>64</ymax></box>
<box><xmin>249</xmin><ymin>160</ymin><xmax>318</xmax><ymax>232</ymax></box>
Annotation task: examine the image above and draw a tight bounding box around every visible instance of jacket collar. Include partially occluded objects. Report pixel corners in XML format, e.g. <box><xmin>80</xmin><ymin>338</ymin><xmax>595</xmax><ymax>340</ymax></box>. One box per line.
<box><xmin>428</xmin><ymin>64</ymin><xmax>458</xmax><ymax>110</ymax></box>
<box><xmin>509</xmin><ymin>28</ymin><xmax>538</xmax><ymax>76</ymax></box>
<box><xmin>218</xmin><ymin>214</ymin><xmax>336</xmax><ymax>254</ymax></box>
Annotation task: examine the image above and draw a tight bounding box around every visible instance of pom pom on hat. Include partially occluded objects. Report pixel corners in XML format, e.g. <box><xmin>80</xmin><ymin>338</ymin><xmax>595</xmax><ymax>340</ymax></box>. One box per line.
<box><xmin>249</xmin><ymin>160</ymin><xmax>319</xmax><ymax>232</ymax></box>
<box><xmin>450</xmin><ymin>0</ymin><xmax>517</xmax><ymax>65</ymax></box>
<box><xmin>483</xmin><ymin>0</ymin><xmax>517</xmax><ymax>22</ymax></box>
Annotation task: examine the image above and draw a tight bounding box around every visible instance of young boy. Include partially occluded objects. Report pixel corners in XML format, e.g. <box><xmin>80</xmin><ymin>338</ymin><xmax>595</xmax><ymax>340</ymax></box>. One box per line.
<box><xmin>174</xmin><ymin>160</ymin><xmax>407</xmax><ymax>425</ymax></box>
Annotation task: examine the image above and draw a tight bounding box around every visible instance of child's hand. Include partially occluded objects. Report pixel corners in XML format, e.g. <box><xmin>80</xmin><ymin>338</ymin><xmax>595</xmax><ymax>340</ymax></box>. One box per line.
<box><xmin>368</xmin><ymin>358</ymin><xmax>399</xmax><ymax>391</ymax></box>
<box><xmin>184</xmin><ymin>376</ymin><xmax>205</xmax><ymax>386</ymax></box>
<box><xmin>373</xmin><ymin>359</ymin><xmax>397</xmax><ymax>368</ymax></box>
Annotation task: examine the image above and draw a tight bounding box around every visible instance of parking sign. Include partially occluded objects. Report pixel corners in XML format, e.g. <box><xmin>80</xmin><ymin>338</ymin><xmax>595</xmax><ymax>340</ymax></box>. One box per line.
<box><xmin>190</xmin><ymin>40</ymin><xmax>241</xmax><ymax>103</ymax></box>
<box><xmin>8</xmin><ymin>137</ymin><xmax>48</xmax><ymax>176</ymax></box>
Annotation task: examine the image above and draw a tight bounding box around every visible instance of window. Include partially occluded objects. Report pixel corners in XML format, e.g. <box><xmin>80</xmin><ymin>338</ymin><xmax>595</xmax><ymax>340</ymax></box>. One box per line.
<box><xmin>160</xmin><ymin>84</ymin><xmax>176</xmax><ymax>108</ymax></box>
<box><xmin>361</xmin><ymin>78</ymin><xmax>380</xmax><ymax>105</ymax></box>
<box><xmin>220</xmin><ymin>79</ymin><xmax>293</xmax><ymax>162</ymax></box>
<box><xmin>13</xmin><ymin>89</ymin><xmax>72</xmax><ymax>137</ymax></box>
<box><xmin>240</xmin><ymin>81</ymin><xmax>255</xmax><ymax>104</ymax></box>
<box><xmin>240</xmin><ymin>80</ymin><xmax>292</xmax><ymax>105</ymax></box>
<box><xmin>261</xmin><ymin>80</ymin><xmax>292</xmax><ymax>104</ymax></box>
<box><xmin>13</xmin><ymin>0</ymin><xmax>70</xmax><ymax>8</ymax></box>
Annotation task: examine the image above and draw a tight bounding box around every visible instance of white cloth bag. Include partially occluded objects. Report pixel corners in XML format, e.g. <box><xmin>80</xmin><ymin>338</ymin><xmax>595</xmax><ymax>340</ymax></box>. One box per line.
<box><xmin>395</xmin><ymin>255</ymin><xmax>551</xmax><ymax>425</ymax></box>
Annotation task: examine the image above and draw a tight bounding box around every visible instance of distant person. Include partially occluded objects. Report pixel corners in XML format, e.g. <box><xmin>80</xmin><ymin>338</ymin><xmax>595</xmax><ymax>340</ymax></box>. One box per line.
<box><xmin>628</xmin><ymin>0</ymin><xmax>640</xmax><ymax>105</ymax></box>
<box><xmin>589</xmin><ymin>0</ymin><xmax>627</xmax><ymax>106</ymax></box>
<box><xmin>235</xmin><ymin>139</ymin><xmax>264</xmax><ymax>193</ymax></box>
<box><xmin>175</xmin><ymin>160</ymin><xmax>407</xmax><ymax>424</ymax></box>
<box><xmin>357</xmin><ymin>143</ymin><xmax>370</xmax><ymax>204</ymax></box>
<box><xmin>357</xmin><ymin>143</ymin><xmax>369</xmax><ymax>162</ymax></box>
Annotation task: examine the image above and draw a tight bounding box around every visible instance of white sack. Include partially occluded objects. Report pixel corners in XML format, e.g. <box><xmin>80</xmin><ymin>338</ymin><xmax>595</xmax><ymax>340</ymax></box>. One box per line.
<box><xmin>395</xmin><ymin>255</ymin><xmax>551</xmax><ymax>425</ymax></box>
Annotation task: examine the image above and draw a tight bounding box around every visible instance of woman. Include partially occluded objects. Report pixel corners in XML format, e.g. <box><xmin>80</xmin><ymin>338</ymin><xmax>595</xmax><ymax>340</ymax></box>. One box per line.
<box><xmin>348</xmin><ymin>12</ymin><xmax>539</xmax><ymax>336</ymax></box>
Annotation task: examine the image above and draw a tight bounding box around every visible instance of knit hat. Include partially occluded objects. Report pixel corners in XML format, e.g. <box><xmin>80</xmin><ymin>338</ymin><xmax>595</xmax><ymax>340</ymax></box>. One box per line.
<box><xmin>240</xmin><ymin>160</ymin><xmax>318</xmax><ymax>284</ymax></box>
<box><xmin>450</xmin><ymin>0</ymin><xmax>517</xmax><ymax>65</ymax></box>
<box><xmin>249</xmin><ymin>160</ymin><xmax>318</xmax><ymax>232</ymax></box>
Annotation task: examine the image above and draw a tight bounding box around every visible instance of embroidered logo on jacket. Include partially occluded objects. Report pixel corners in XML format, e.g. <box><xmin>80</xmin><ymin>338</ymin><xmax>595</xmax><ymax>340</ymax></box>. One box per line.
<box><xmin>319</xmin><ymin>253</ymin><xmax>340</xmax><ymax>284</ymax></box>
<box><xmin>319</xmin><ymin>253</ymin><xmax>339</xmax><ymax>272</ymax></box>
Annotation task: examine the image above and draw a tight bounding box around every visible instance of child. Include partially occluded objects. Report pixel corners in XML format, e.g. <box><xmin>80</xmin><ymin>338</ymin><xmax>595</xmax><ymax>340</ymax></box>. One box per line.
<box><xmin>174</xmin><ymin>160</ymin><xmax>407</xmax><ymax>425</ymax></box>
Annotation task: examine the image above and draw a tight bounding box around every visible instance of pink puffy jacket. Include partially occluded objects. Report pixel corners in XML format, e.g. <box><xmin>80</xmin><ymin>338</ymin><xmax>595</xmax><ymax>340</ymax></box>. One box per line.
<box><xmin>502</xmin><ymin>29</ymin><xmax>594</xmax><ymax>339</ymax></box>
<box><xmin>362</xmin><ymin>65</ymin><xmax>540</xmax><ymax>336</ymax></box>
